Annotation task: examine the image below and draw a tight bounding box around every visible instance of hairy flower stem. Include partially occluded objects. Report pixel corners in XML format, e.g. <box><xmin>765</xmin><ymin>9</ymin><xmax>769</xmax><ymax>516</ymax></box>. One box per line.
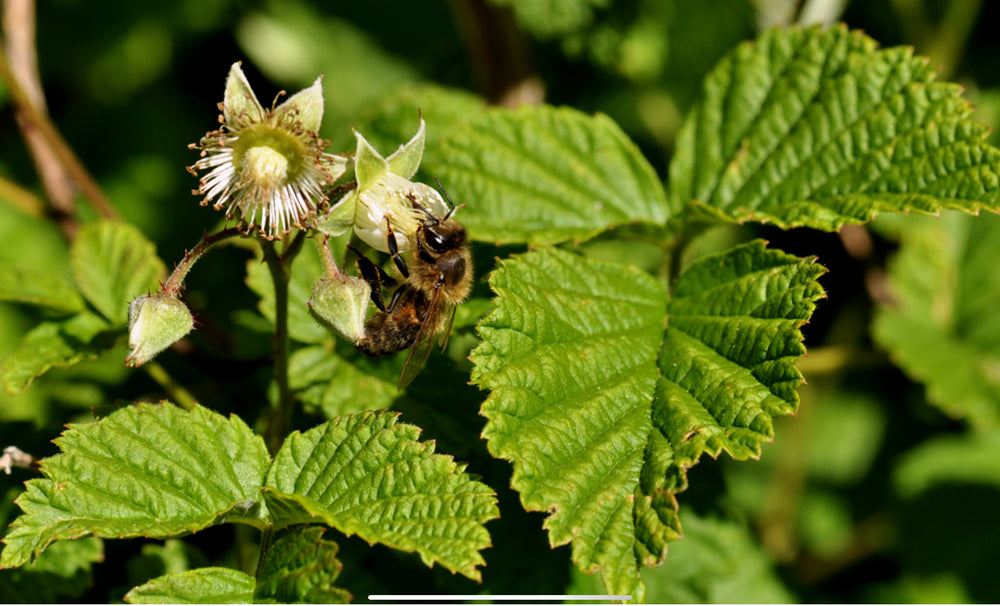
<box><xmin>163</xmin><ymin>226</ymin><xmax>244</xmax><ymax>296</ymax></box>
<box><xmin>142</xmin><ymin>361</ymin><xmax>198</xmax><ymax>410</ymax></box>
<box><xmin>261</xmin><ymin>238</ymin><xmax>297</xmax><ymax>455</ymax></box>
<box><xmin>316</xmin><ymin>234</ymin><xmax>341</xmax><ymax>278</ymax></box>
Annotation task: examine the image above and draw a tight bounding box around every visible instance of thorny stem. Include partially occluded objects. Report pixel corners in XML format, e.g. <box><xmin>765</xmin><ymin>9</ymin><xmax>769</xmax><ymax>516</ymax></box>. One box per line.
<box><xmin>316</xmin><ymin>234</ymin><xmax>342</xmax><ymax>278</ymax></box>
<box><xmin>142</xmin><ymin>361</ymin><xmax>199</xmax><ymax>411</ymax></box>
<box><xmin>162</xmin><ymin>226</ymin><xmax>244</xmax><ymax>296</ymax></box>
<box><xmin>260</xmin><ymin>237</ymin><xmax>297</xmax><ymax>455</ymax></box>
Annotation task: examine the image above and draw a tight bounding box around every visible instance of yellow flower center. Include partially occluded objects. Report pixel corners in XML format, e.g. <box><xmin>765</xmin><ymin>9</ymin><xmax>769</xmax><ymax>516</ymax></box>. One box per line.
<box><xmin>244</xmin><ymin>145</ymin><xmax>289</xmax><ymax>190</ymax></box>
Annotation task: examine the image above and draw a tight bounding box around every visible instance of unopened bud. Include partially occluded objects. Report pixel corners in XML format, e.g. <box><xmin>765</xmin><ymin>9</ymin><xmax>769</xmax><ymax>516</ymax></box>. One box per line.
<box><xmin>126</xmin><ymin>293</ymin><xmax>194</xmax><ymax>367</ymax></box>
<box><xmin>308</xmin><ymin>274</ymin><xmax>371</xmax><ymax>344</ymax></box>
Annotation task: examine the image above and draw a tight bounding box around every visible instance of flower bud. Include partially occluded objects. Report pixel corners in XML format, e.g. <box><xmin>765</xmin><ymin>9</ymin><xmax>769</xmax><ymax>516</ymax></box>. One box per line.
<box><xmin>126</xmin><ymin>293</ymin><xmax>195</xmax><ymax>367</ymax></box>
<box><xmin>308</xmin><ymin>273</ymin><xmax>371</xmax><ymax>344</ymax></box>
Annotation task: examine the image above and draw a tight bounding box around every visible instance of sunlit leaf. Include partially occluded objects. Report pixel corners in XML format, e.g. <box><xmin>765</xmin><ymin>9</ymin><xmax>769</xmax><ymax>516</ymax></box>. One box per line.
<box><xmin>255</xmin><ymin>526</ymin><xmax>351</xmax><ymax>603</ymax></box>
<box><xmin>0</xmin><ymin>265</ymin><xmax>83</xmax><ymax>314</ymax></box>
<box><xmin>471</xmin><ymin>242</ymin><xmax>823</xmax><ymax>595</ymax></box>
<box><xmin>669</xmin><ymin>26</ymin><xmax>1000</xmax><ymax>230</ymax></box>
<box><xmin>264</xmin><ymin>410</ymin><xmax>498</xmax><ymax>581</ymax></box>
<box><xmin>124</xmin><ymin>567</ymin><xmax>254</xmax><ymax>604</ymax></box>
<box><xmin>0</xmin><ymin>403</ymin><xmax>270</xmax><ymax>568</ymax></box>
<box><xmin>433</xmin><ymin>105</ymin><xmax>670</xmax><ymax>245</ymax></box>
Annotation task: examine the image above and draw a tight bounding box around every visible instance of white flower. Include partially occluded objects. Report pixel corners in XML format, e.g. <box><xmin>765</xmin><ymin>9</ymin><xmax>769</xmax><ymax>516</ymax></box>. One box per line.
<box><xmin>318</xmin><ymin>117</ymin><xmax>448</xmax><ymax>253</ymax></box>
<box><xmin>189</xmin><ymin>62</ymin><xmax>348</xmax><ymax>238</ymax></box>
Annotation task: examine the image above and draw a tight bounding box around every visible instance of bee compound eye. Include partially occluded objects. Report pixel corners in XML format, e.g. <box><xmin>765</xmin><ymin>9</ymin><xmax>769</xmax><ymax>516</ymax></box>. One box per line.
<box><xmin>425</xmin><ymin>226</ymin><xmax>449</xmax><ymax>252</ymax></box>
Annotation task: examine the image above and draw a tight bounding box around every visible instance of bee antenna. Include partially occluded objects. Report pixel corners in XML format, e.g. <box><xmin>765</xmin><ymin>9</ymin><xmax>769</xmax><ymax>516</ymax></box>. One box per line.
<box><xmin>433</xmin><ymin>177</ymin><xmax>461</xmax><ymax>219</ymax></box>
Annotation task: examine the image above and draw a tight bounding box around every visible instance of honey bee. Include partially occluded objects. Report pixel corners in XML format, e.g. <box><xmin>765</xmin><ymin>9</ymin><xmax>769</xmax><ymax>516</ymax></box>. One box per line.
<box><xmin>351</xmin><ymin>185</ymin><xmax>472</xmax><ymax>389</ymax></box>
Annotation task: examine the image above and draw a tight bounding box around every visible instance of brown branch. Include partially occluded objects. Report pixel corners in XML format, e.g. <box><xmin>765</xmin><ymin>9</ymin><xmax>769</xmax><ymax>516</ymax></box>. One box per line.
<box><xmin>0</xmin><ymin>0</ymin><xmax>118</xmax><ymax>237</ymax></box>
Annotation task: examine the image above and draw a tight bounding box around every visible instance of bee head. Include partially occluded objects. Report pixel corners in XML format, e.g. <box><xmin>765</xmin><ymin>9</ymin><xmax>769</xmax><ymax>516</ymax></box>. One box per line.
<box><xmin>421</xmin><ymin>218</ymin><xmax>466</xmax><ymax>254</ymax></box>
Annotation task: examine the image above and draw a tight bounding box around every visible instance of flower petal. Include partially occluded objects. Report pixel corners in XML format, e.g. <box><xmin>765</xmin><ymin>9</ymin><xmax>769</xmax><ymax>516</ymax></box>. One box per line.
<box><xmin>276</xmin><ymin>75</ymin><xmax>325</xmax><ymax>133</ymax></box>
<box><xmin>354</xmin><ymin>129</ymin><xmax>389</xmax><ymax>191</ymax></box>
<box><xmin>387</xmin><ymin>116</ymin><xmax>426</xmax><ymax>179</ymax></box>
<box><xmin>223</xmin><ymin>62</ymin><xmax>266</xmax><ymax>126</ymax></box>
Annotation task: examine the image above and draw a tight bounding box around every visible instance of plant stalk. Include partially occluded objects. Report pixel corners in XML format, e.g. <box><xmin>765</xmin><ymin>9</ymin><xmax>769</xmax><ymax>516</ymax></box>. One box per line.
<box><xmin>260</xmin><ymin>238</ymin><xmax>295</xmax><ymax>455</ymax></box>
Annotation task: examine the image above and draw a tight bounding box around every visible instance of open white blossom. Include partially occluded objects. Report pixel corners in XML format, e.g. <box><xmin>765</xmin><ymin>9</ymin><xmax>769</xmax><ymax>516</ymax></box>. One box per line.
<box><xmin>188</xmin><ymin>62</ymin><xmax>348</xmax><ymax>238</ymax></box>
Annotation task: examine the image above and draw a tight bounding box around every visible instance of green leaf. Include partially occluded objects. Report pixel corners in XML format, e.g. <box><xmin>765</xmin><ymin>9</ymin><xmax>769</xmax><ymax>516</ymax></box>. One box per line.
<box><xmin>288</xmin><ymin>345</ymin><xmax>396</xmax><ymax>417</ymax></box>
<box><xmin>658</xmin><ymin>240</ymin><xmax>826</xmax><ymax>490</ymax></box>
<box><xmin>432</xmin><ymin>105</ymin><xmax>670</xmax><ymax>245</ymax></box>
<box><xmin>873</xmin><ymin>212</ymin><xmax>1000</xmax><ymax>429</ymax></box>
<box><xmin>470</xmin><ymin>247</ymin><xmax>668</xmax><ymax>597</ymax></box>
<box><xmin>470</xmin><ymin>242</ymin><xmax>824</xmax><ymax>595</ymax></box>
<box><xmin>894</xmin><ymin>431</ymin><xmax>1000</xmax><ymax>498</ymax></box>
<box><xmin>264</xmin><ymin>410</ymin><xmax>498</xmax><ymax>581</ymax></box>
<box><xmin>0</xmin><ymin>312</ymin><xmax>114</xmax><ymax>394</ymax></box>
<box><xmin>246</xmin><ymin>242</ymin><xmax>328</xmax><ymax>344</ymax></box>
<box><xmin>350</xmin><ymin>83</ymin><xmax>485</xmax><ymax>157</ymax></box>
<box><xmin>0</xmin><ymin>264</ymin><xmax>83</xmax><ymax>314</ymax></box>
<box><xmin>124</xmin><ymin>567</ymin><xmax>255</xmax><ymax>604</ymax></box>
<box><xmin>669</xmin><ymin>25</ymin><xmax>1000</xmax><ymax>230</ymax></box>
<box><xmin>255</xmin><ymin>526</ymin><xmax>351</xmax><ymax>603</ymax></box>
<box><xmin>70</xmin><ymin>221</ymin><xmax>167</xmax><ymax>325</ymax></box>
<box><xmin>1</xmin><ymin>403</ymin><xmax>270</xmax><ymax>568</ymax></box>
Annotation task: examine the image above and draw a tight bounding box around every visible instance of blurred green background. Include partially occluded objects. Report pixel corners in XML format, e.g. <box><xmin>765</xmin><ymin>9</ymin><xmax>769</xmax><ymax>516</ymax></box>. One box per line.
<box><xmin>2</xmin><ymin>0</ymin><xmax>1000</xmax><ymax>602</ymax></box>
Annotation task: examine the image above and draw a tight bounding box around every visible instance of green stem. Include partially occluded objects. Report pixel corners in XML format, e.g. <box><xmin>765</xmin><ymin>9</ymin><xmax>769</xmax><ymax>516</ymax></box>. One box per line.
<box><xmin>163</xmin><ymin>226</ymin><xmax>243</xmax><ymax>296</ymax></box>
<box><xmin>316</xmin><ymin>234</ymin><xmax>342</xmax><ymax>278</ymax></box>
<box><xmin>255</xmin><ymin>526</ymin><xmax>275</xmax><ymax>579</ymax></box>
<box><xmin>260</xmin><ymin>239</ymin><xmax>293</xmax><ymax>455</ymax></box>
<box><xmin>142</xmin><ymin>361</ymin><xmax>198</xmax><ymax>410</ymax></box>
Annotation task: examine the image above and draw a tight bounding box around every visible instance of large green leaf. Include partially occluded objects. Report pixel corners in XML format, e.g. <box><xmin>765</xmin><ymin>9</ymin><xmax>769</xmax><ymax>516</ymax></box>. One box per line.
<box><xmin>894</xmin><ymin>431</ymin><xmax>1000</xmax><ymax>498</ymax></box>
<box><xmin>658</xmin><ymin>240</ymin><xmax>826</xmax><ymax>492</ymax></box>
<box><xmin>0</xmin><ymin>312</ymin><xmax>114</xmax><ymax>394</ymax></box>
<box><xmin>431</xmin><ymin>105</ymin><xmax>670</xmax><ymax>245</ymax></box>
<box><xmin>124</xmin><ymin>567</ymin><xmax>255</xmax><ymax>604</ymax></box>
<box><xmin>874</xmin><ymin>212</ymin><xmax>1000</xmax><ymax>429</ymax></box>
<box><xmin>471</xmin><ymin>247</ymin><xmax>667</xmax><ymax>598</ymax></box>
<box><xmin>0</xmin><ymin>403</ymin><xmax>271</xmax><ymax>568</ymax></box>
<box><xmin>470</xmin><ymin>242</ymin><xmax>824</xmax><ymax>596</ymax></box>
<box><xmin>0</xmin><ymin>264</ymin><xmax>83</xmax><ymax>314</ymax></box>
<box><xmin>264</xmin><ymin>410</ymin><xmax>498</xmax><ymax>581</ymax></box>
<box><xmin>669</xmin><ymin>25</ymin><xmax>1000</xmax><ymax>230</ymax></box>
<box><xmin>70</xmin><ymin>222</ymin><xmax>166</xmax><ymax>325</ymax></box>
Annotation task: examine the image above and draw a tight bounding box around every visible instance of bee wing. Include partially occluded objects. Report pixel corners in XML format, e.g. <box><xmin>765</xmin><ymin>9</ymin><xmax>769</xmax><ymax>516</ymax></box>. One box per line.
<box><xmin>437</xmin><ymin>304</ymin><xmax>457</xmax><ymax>349</ymax></box>
<box><xmin>397</xmin><ymin>284</ymin><xmax>446</xmax><ymax>390</ymax></box>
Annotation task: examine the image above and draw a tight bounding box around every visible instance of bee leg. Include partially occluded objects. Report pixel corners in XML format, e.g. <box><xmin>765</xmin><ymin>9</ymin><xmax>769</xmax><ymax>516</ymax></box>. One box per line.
<box><xmin>347</xmin><ymin>243</ymin><xmax>391</xmax><ymax>313</ymax></box>
<box><xmin>384</xmin><ymin>218</ymin><xmax>410</xmax><ymax>279</ymax></box>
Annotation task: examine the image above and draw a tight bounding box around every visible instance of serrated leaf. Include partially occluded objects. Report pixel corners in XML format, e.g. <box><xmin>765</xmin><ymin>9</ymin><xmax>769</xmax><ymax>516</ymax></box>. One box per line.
<box><xmin>431</xmin><ymin>105</ymin><xmax>669</xmax><ymax>245</ymax></box>
<box><xmin>0</xmin><ymin>264</ymin><xmax>83</xmax><ymax>314</ymax></box>
<box><xmin>264</xmin><ymin>410</ymin><xmax>498</xmax><ymax>581</ymax></box>
<box><xmin>658</xmin><ymin>240</ymin><xmax>826</xmax><ymax>489</ymax></box>
<box><xmin>289</xmin><ymin>345</ymin><xmax>396</xmax><ymax>416</ymax></box>
<box><xmin>669</xmin><ymin>25</ymin><xmax>1000</xmax><ymax>230</ymax></box>
<box><xmin>1</xmin><ymin>403</ymin><xmax>270</xmax><ymax>568</ymax></box>
<box><xmin>470</xmin><ymin>242</ymin><xmax>824</xmax><ymax>595</ymax></box>
<box><xmin>874</xmin><ymin>212</ymin><xmax>1000</xmax><ymax>429</ymax></box>
<box><xmin>0</xmin><ymin>312</ymin><xmax>114</xmax><ymax>394</ymax></box>
<box><xmin>124</xmin><ymin>567</ymin><xmax>255</xmax><ymax>604</ymax></box>
<box><xmin>70</xmin><ymin>222</ymin><xmax>167</xmax><ymax>325</ymax></box>
<box><xmin>246</xmin><ymin>242</ymin><xmax>328</xmax><ymax>344</ymax></box>
<box><xmin>255</xmin><ymin>526</ymin><xmax>351</xmax><ymax>603</ymax></box>
<box><xmin>470</xmin><ymin>247</ymin><xmax>668</xmax><ymax>597</ymax></box>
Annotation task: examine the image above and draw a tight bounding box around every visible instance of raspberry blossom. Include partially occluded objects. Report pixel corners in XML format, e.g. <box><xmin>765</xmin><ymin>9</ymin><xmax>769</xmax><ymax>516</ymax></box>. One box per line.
<box><xmin>319</xmin><ymin>117</ymin><xmax>449</xmax><ymax>253</ymax></box>
<box><xmin>189</xmin><ymin>62</ymin><xmax>347</xmax><ymax>238</ymax></box>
